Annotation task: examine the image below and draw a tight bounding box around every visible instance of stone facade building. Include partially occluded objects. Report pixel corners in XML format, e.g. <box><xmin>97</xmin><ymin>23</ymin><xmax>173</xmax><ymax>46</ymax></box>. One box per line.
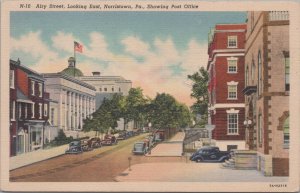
<box><xmin>43</xmin><ymin>57</ymin><xmax>96</xmax><ymax>138</ymax></box>
<box><xmin>207</xmin><ymin>24</ymin><xmax>247</xmax><ymax>151</ymax></box>
<box><xmin>10</xmin><ymin>59</ymin><xmax>50</xmax><ymax>156</ymax></box>
<box><xmin>243</xmin><ymin>11</ymin><xmax>289</xmax><ymax>176</ymax></box>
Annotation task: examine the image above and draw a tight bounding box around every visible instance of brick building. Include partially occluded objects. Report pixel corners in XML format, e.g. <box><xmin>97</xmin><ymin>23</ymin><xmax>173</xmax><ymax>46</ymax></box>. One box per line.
<box><xmin>243</xmin><ymin>11</ymin><xmax>289</xmax><ymax>176</ymax></box>
<box><xmin>10</xmin><ymin>59</ymin><xmax>49</xmax><ymax>156</ymax></box>
<box><xmin>207</xmin><ymin>23</ymin><xmax>247</xmax><ymax>151</ymax></box>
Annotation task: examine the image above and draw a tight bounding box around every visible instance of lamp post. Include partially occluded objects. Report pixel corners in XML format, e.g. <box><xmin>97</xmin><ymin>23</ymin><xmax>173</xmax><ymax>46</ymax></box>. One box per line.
<box><xmin>243</xmin><ymin>118</ymin><xmax>252</xmax><ymax>147</ymax></box>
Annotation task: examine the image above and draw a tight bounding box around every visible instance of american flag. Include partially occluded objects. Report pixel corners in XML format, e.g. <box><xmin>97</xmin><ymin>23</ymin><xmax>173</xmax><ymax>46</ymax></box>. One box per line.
<box><xmin>74</xmin><ymin>41</ymin><xmax>83</xmax><ymax>53</ymax></box>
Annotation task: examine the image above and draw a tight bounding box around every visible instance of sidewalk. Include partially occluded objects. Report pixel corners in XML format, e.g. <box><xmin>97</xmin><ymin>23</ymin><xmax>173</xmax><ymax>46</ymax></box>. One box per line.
<box><xmin>147</xmin><ymin>132</ymin><xmax>185</xmax><ymax>157</ymax></box>
<box><xmin>115</xmin><ymin>162</ymin><xmax>288</xmax><ymax>182</ymax></box>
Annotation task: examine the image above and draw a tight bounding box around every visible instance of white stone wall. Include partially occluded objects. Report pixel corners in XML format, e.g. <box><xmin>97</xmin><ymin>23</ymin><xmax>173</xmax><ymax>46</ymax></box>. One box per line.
<box><xmin>215</xmin><ymin>140</ymin><xmax>246</xmax><ymax>151</ymax></box>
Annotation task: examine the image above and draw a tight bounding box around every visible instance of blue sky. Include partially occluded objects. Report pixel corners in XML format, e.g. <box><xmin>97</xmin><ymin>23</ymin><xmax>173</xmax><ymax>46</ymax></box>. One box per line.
<box><xmin>10</xmin><ymin>11</ymin><xmax>246</xmax><ymax>105</ymax></box>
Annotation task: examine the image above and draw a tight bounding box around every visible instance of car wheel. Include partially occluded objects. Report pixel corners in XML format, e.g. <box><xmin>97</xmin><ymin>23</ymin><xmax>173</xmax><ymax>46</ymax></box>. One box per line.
<box><xmin>196</xmin><ymin>158</ymin><xmax>202</xmax><ymax>163</ymax></box>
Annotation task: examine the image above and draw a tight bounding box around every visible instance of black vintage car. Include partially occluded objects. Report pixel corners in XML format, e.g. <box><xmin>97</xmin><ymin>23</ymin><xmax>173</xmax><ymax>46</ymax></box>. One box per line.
<box><xmin>65</xmin><ymin>141</ymin><xmax>83</xmax><ymax>154</ymax></box>
<box><xmin>190</xmin><ymin>146</ymin><xmax>231</xmax><ymax>162</ymax></box>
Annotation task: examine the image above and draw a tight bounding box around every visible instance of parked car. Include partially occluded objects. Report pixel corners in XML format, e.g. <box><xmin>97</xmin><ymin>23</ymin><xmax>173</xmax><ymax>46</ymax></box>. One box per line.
<box><xmin>117</xmin><ymin>131</ymin><xmax>127</xmax><ymax>140</ymax></box>
<box><xmin>65</xmin><ymin>141</ymin><xmax>82</xmax><ymax>154</ymax></box>
<box><xmin>190</xmin><ymin>146</ymin><xmax>231</xmax><ymax>162</ymax></box>
<box><xmin>81</xmin><ymin>139</ymin><xmax>93</xmax><ymax>151</ymax></box>
<box><xmin>89</xmin><ymin>137</ymin><xmax>102</xmax><ymax>148</ymax></box>
<box><xmin>102</xmin><ymin>134</ymin><xmax>118</xmax><ymax>146</ymax></box>
<box><xmin>132</xmin><ymin>141</ymin><xmax>148</xmax><ymax>155</ymax></box>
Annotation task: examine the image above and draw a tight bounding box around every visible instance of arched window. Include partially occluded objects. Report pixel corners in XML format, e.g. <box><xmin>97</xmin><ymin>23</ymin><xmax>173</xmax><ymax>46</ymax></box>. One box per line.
<box><xmin>251</xmin><ymin>59</ymin><xmax>255</xmax><ymax>84</ymax></box>
<box><xmin>258</xmin><ymin>114</ymin><xmax>263</xmax><ymax>145</ymax></box>
<box><xmin>246</xmin><ymin>66</ymin><xmax>249</xmax><ymax>86</ymax></box>
<box><xmin>258</xmin><ymin>51</ymin><xmax>263</xmax><ymax>95</ymax></box>
<box><xmin>283</xmin><ymin>117</ymin><xmax>289</xmax><ymax>148</ymax></box>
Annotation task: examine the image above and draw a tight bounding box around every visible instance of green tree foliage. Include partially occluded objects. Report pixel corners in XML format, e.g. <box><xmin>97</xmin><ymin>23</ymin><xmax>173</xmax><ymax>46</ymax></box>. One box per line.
<box><xmin>149</xmin><ymin>93</ymin><xmax>192</xmax><ymax>130</ymax></box>
<box><xmin>83</xmin><ymin>94</ymin><xmax>124</xmax><ymax>136</ymax></box>
<box><xmin>123</xmin><ymin>87</ymin><xmax>148</xmax><ymax>129</ymax></box>
<box><xmin>188</xmin><ymin>67</ymin><xmax>209</xmax><ymax>126</ymax></box>
<box><xmin>82</xmin><ymin>88</ymin><xmax>192</xmax><ymax>134</ymax></box>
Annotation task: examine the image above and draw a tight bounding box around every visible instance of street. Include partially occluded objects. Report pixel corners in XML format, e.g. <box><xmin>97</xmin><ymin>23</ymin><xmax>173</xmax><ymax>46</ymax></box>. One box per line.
<box><xmin>10</xmin><ymin>134</ymin><xmax>183</xmax><ymax>182</ymax></box>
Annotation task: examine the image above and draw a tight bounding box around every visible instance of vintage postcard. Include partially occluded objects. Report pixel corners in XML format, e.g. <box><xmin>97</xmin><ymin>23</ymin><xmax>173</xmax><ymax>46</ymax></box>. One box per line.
<box><xmin>0</xmin><ymin>0</ymin><xmax>299</xmax><ymax>192</ymax></box>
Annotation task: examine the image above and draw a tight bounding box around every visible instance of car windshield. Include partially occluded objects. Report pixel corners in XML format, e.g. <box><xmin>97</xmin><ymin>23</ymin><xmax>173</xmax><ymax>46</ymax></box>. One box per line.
<box><xmin>71</xmin><ymin>141</ymin><xmax>80</xmax><ymax>146</ymax></box>
<box><xmin>134</xmin><ymin>143</ymin><xmax>144</xmax><ymax>148</ymax></box>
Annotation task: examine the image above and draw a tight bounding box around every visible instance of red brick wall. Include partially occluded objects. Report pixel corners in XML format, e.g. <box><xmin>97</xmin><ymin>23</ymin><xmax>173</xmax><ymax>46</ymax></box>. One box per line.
<box><xmin>212</xmin><ymin>108</ymin><xmax>245</xmax><ymax>140</ymax></box>
<box><xmin>16</xmin><ymin>68</ymin><xmax>29</xmax><ymax>96</ymax></box>
<box><xmin>272</xmin><ymin>158</ymin><xmax>289</xmax><ymax>176</ymax></box>
<box><xmin>215</xmin><ymin>24</ymin><xmax>247</xmax><ymax>31</ymax></box>
<box><xmin>215</xmin><ymin>56</ymin><xmax>245</xmax><ymax>104</ymax></box>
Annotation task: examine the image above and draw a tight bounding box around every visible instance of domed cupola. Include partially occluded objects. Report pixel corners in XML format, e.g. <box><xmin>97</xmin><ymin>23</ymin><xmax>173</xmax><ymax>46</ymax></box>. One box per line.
<box><xmin>61</xmin><ymin>57</ymin><xmax>84</xmax><ymax>77</ymax></box>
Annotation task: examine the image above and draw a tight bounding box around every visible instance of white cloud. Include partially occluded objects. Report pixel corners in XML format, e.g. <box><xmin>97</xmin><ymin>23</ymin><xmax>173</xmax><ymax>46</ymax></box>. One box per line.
<box><xmin>11</xmin><ymin>31</ymin><xmax>208</xmax><ymax>106</ymax></box>
<box><xmin>51</xmin><ymin>31</ymin><xmax>78</xmax><ymax>53</ymax></box>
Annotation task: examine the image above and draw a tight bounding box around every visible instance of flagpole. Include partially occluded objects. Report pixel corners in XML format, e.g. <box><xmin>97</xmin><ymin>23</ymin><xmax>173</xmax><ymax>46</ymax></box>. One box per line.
<box><xmin>74</xmin><ymin>41</ymin><xmax>76</xmax><ymax>77</ymax></box>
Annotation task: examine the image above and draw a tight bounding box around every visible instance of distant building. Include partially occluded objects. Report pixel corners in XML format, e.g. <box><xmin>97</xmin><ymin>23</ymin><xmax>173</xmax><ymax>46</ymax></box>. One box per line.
<box><xmin>79</xmin><ymin>71</ymin><xmax>133</xmax><ymax>131</ymax></box>
<box><xmin>10</xmin><ymin>59</ymin><xmax>50</xmax><ymax>156</ymax></box>
<box><xmin>207</xmin><ymin>23</ymin><xmax>247</xmax><ymax>151</ymax></box>
<box><xmin>43</xmin><ymin>57</ymin><xmax>96</xmax><ymax>138</ymax></box>
<box><xmin>79</xmin><ymin>71</ymin><xmax>132</xmax><ymax>109</ymax></box>
<box><xmin>243</xmin><ymin>11</ymin><xmax>289</xmax><ymax>176</ymax></box>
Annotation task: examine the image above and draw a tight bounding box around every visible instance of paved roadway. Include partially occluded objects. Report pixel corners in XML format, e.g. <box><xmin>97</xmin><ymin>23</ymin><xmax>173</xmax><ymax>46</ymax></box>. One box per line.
<box><xmin>10</xmin><ymin>133</ymin><xmax>183</xmax><ymax>182</ymax></box>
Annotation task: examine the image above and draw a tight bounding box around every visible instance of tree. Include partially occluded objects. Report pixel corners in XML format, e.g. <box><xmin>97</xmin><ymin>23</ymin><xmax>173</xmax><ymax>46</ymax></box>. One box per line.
<box><xmin>188</xmin><ymin>67</ymin><xmax>209</xmax><ymax>126</ymax></box>
<box><xmin>123</xmin><ymin>87</ymin><xmax>148</xmax><ymax>129</ymax></box>
<box><xmin>149</xmin><ymin>93</ymin><xmax>192</xmax><ymax>130</ymax></box>
<box><xmin>83</xmin><ymin>94</ymin><xmax>124</xmax><ymax>136</ymax></box>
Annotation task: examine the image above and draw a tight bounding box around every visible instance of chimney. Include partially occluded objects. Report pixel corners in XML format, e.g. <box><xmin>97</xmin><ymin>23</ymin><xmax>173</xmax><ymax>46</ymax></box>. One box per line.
<box><xmin>92</xmin><ymin>71</ymin><xmax>101</xmax><ymax>76</ymax></box>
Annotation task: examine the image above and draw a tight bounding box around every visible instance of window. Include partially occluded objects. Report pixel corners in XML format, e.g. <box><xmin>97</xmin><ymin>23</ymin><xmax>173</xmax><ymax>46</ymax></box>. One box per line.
<box><xmin>284</xmin><ymin>55</ymin><xmax>290</xmax><ymax>91</ymax></box>
<box><xmin>119</xmin><ymin>87</ymin><xmax>121</xmax><ymax>92</ymax></box>
<box><xmin>50</xmin><ymin>108</ymin><xmax>55</xmax><ymax>125</ymax></box>
<box><xmin>31</xmin><ymin>103</ymin><xmax>35</xmax><ymax>118</ymax></box>
<box><xmin>258</xmin><ymin>51</ymin><xmax>263</xmax><ymax>95</ymax></box>
<box><xmin>38</xmin><ymin>83</ymin><xmax>43</xmax><ymax>97</ymax></box>
<box><xmin>104</xmin><ymin>87</ymin><xmax>107</xmax><ymax>92</ymax></box>
<box><xmin>99</xmin><ymin>87</ymin><xmax>102</xmax><ymax>92</ymax></box>
<box><xmin>39</xmin><ymin>103</ymin><xmax>42</xmax><ymax>119</ymax></box>
<box><xmin>283</xmin><ymin>117</ymin><xmax>289</xmax><ymax>148</ymax></box>
<box><xmin>227</xmin><ymin>36</ymin><xmax>237</xmax><ymax>48</ymax></box>
<box><xmin>25</xmin><ymin>104</ymin><xmax>27</xmax><ymax>119</ymax></box>
<box><xmin>44</xmin><ymin>103</ymin><xmax>48</xmax><ymax>117</ymax></box>
<box><xmin>227</xmin><ymin>113</ymin><xmax>238</xmax><ymax>134</ymax></box>
<box><xmin>10</xmin><ymin>70</ymin><xmax>15</xmax><ymax>88</ymax></box>
<box><xmin>19</xmin><ymin>103</ymin><xmax>22</xmax><ymax>118</ymax></box>
<box><xmin>31</xmin><ymin>80</ymin><xmax>35</xmax><ymax>95</ymax></box>
<box><xmin>228</xmin><ymin>85</ymin><xmax>237</xmax><ymax>99</ymax></box>
<box><xmin>246</xmin><ymin>66</ymin><xmax>249</xmax><ymax>86</ymax></box>
<box><xmin>228</xmin><ymin>59</ymin><xmax>237</xmax><ymax>73</ymax></box>
<box><xmin>112</xmin><ymin>87</ymin><xmax>114</xmax><ymax>92</ymax></box>
<box><xmin>251</xmin><ymin>60</ymin><xmax>255</xmax><ymax>83</ymax></box>
<box><xmin>258</xmin><ymin>114</ymin><xmax>263</xmax><ymax>145</ymax></box>
<box><xmin>10</xmin><ymin>101</ymin><xmax>15</xmax><ymax>120</ymax></box>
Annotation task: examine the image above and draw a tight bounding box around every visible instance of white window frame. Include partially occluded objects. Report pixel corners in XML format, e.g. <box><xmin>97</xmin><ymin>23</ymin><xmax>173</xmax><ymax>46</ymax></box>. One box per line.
<box><xmin>227</xmin><ymin>36</ymin><xmax>237</xmax><ymax>48</ymax></box>
<box><xmin>19</xmin><ymin>103</ymin><xmax>22</xmax><ymax>118</ymax></box>
<box><xmin>283</xmin><ymin>117</ymin><xmax>289</xmax><ymax>149</ymax></box>
<box><xmin>39</xmin><ymin>103</ymin><xmax>42</xmax><ymax>119</ymax></box>
<box><xmin>38</xmin><ymin>83</ymin><xmax>43</xmax><ymax>97</ymax></box>
<box><xmin>44</xmin><ymin>103</ymin><xmax>48</xmax><ymax>117</ymax></box>
<box><xmin>31</xmin><ymin>80</ymin><xmax>35</xmax><ymax>96</ymax></box>
<box><xmin>11</xmin><ymin>101</ymin><xmax>16</xmax><ymax>121</ymax></box>
<box><xmin>227</xmin><ymin>57</ymin><xmax>238</xmax><ymax>73</ymax></box>
<box><xmin>10</xmin><ymin>70</ymin><xmax>15</xmax><ymax>89</ymax></box>
<box><xmin>226</xmin><ymin>109</ymin><xmax>239</xmax><ymax>135</ymax></box>
<box><xmin>31</xmin><ymin>103</ymin><xmax>35</xmax><ymax>118</ymax></box>
<box><xmin>284</xmin><ymin>57</ymin><xmax>290</xmax><ymax>91</ymax></box>
<box><xmin>258</xmin><ymin>114</ymin><xmax>263</xmax><ymax>145</ymax></box>
<box><xmin>24</xmin><ymin>104</ymin><xmax>27</xmax><ymax>119</ymax></box>
<box><xmin>227</xmin><ymin>81</ymin><xmax>238</xmax><ymax>100</ymax></box>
